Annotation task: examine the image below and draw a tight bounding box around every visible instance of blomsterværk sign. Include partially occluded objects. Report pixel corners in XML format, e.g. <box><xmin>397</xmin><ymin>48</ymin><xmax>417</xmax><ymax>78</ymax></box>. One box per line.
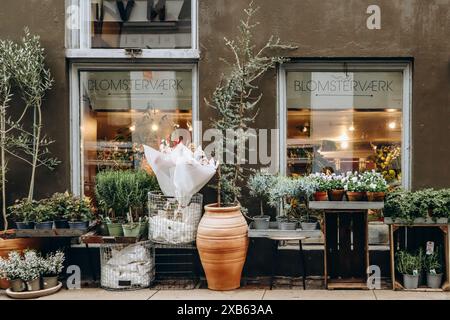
<box><xmin>287</xmin><ymin>71</ymin><xmax>403</xmax><ymax>110</ymax></box>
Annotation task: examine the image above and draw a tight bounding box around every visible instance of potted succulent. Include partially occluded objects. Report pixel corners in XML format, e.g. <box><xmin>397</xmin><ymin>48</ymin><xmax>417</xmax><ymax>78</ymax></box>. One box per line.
<box><xmin>396</xmin><ymin>250</ymin><xmax>422</xmax><ymax>289</ymax></box>
<box><xmin>34</xmin><ymin>200</ymin><xmax>55</xmax><ymax>230</ymax></box>
<box><xmin>308</xmin><ymin>173</ymin><xmax>329</xmax><ymax>201</ymax></box>
<box><xmin>425</xmin><ymin>248</ymin><xmax>443</xmax><ymax>289</ymax></box>
<box><xmin>64</xmin><ymin>196</ymin><xmax>93</xmax><ymax>231</ymax></box>
<box><xmin>8</xmin><ymin>198</ymin><xmax>38</xmax><ymax>230</ymax></box>
<box><xmin>0</xmin><ymin>251</ymin><xmax>25</xmax><ymax>292</ymax></box>
<box><xmin>327</xmin><ymin>174</ymin><xmax>345</xmax><ymax>201</ymax></box>
<box><xmin>41</xmin><ymin>250</ymin><xmax>65</xmax><ymax>289</ymax></box>
<box><xmin>361</xmin><ymin>170</ymin><xmax>388</xmax><ymax>201</ymax></box>
<box><xmin>343</xmin><ymin>172</ymin><xmax>366</xmax><ymax>201</ymax></box>
<box><xmin>247</xmin><ymin>172</ymin><xmax>276</xmax><ymax>230</ymax></box>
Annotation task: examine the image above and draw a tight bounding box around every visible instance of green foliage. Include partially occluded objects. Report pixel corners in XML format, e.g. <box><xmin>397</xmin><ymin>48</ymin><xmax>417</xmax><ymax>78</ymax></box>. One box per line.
<box><xmin>33</xmin><ymin>199</ymin><xmax>56</xmax><ymax>223</ymax></box>
<box><xmin>396</xmin><ymin>250</ymin><xmax>422</xmax><ymax>275</ymax></box>
<box><xmin>360</xmin><ymin>170</ymin><xmax>388</xmax><ymax>192</ymax></box>
<box><xmin>205</xmin><ymin>2</ymin><xmax>296</xmax><ymax>206</ymax></box>
<box><xmin>342</xmin><ymin>172</ymin><xmax>366</xmax><ymax>192</ymax></box>
<box><xmin>8</xmin><ymin>198</ymin><xmax>39</xmax><ymax>223</ymax></box>
<box><xmin>95</xmin><ymin>169</ymin><xmax>160</xmax><ymax>220</ymax></box>
<box><xmin>306</xmin><ymin>173</ymin><xmax>329</xmax><ymax>192</ymax></box>
<box><xmin>247</xmin><ymin>171</ymin><xmax>276</xmax><ymax>216</ymax></box>
<box><xmin>41</xmin><ymin>250</ymin><xmax>65</xmax><ymax>277</ymax></box>
<box><xmin>425</xmin><ymin>247</ymin><xmax>442</xmax><ymax>274</ymax></box>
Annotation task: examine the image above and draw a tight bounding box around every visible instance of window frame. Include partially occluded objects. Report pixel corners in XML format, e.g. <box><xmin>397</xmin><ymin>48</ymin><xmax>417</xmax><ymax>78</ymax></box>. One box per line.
<box><xmin>65</xmin><ymin>0</ymin><xmax>199</xmax><ymax>58</ymax></box>
<box><xmin>277</xmin><ymin>60</ymin><xmax>412</xmax><ymax>189</ymax></box>
<box><xmin>69</xmin><ymin>62</ymin><xmax>199</xmax><ymax>195</ymax></box>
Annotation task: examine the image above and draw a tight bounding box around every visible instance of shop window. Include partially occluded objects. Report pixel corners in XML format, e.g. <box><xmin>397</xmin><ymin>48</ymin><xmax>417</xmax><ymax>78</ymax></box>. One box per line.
<box><xmin>66</xmin><ymin>0</ymin><xmax>195</xmax><ymax>50</ymax></box>
<box><xmin>281</xmin><ymin>63</ymin><xmax>410</xmax><ymax>186</ymax></box>
<box><xmin>79</xmin><ymin>69</ymin><xmax>193</xmax><ymax>196</ymax></box>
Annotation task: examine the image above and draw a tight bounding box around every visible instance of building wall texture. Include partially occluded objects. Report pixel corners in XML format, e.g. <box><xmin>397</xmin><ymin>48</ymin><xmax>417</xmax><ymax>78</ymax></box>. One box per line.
<box><xmin>0</xmin><ymin>0</ymin><xmax>448</xmax><ymax>206</ymax></box>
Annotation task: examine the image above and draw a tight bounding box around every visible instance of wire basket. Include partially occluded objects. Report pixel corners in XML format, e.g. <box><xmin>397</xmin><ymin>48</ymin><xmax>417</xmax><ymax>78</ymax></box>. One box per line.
<box><xmin>148</xmin><ymin>192</ymin><xmax>203</xmax><ymax>245</ymax></box>
<box><xmin>100</xmin><ymin>240</ymin><xmax>155</xmax><ymax>290</ymax></box>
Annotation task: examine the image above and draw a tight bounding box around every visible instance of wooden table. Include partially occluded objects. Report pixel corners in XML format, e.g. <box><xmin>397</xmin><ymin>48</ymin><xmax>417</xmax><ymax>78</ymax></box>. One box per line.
<box><xmin>309</xmin><ymin>201</ymin><xmax>384</xmax><ymax>290</ymax></box>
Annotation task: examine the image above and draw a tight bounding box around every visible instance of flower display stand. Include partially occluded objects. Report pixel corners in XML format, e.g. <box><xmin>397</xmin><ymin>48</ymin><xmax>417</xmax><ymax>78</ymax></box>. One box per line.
<box><xmin>309</xmin><ymin>201</ymin><xmax>384</xmax><ymax>289</ymax></box>
<box><xmin>389</xmin><ymin>223</ymin><xmax>450</xmax><ymax>291</ymax></box>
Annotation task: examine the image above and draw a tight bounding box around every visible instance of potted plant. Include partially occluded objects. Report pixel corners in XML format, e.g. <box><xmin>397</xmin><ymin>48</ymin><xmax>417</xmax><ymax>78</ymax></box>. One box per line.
<box><xmin>34</xmin><ymin>199</ymin><xmax>55</xmax><ymax>230</ymax></box>
<box><xmin>308</xmin><ymin>173</ymin><xmax>329</xmax><ymax>201</ymax></box>
<box><xmin>433</xmin><ymin>189</ymin><xmax>450</xmax><ymax>224</ymax></box>
<box><xmin>20</xmin><ymin>250</ymin><xmax>42</xmax><ymax>291</ymax></box>
<box><xmin>361</xmin><ymin>170</ymin><xmax>388</xmax><ymax>201</ymax></box>
<box><xmin>49</xmin><ymin>192</ymin><xmax>72</xmax><ymax>228</ymax></box>
<box><xmin>198</xmin><ymin>2</ymin><xmax>296</xmax><ymax>291</ymax></box>
<box><xmin>396</xmin><ymin>250</ymin><xmax>422</xmax><ymax>289</ymax></box>
<box><xmin>343</xmin><ymin>172</ymin><xmax>366</xmax><ymax>201</ymax></box>
<box><xmin>64</xmin><ymin>196</ymin><xmax>93</xmax><ymax>231</ymax></box>
<box><xmin>327</xmin><ymin>174</ymin><xmax>345</xmax><ymax>201</ymax></box>
<box><xmin>41</xmin><ymin>250</ymin><xmax>64</xmax><ymax>289</ymax></box>
<box><xmin>247</xmin><ymin>172</ymin><xmax>276</xmax><ymax>229</ymax></box>
<box><xmin>8</xmin><ymin>198</ymin><xmax>38</xmax><ymax>230</ymax></box>
<box><xmin>0</xmin><ymin>251</ymin><xmax>25</xmax><ymax>292</ymax></box>
<box><xmin>425</xmin><ymin>248</ymin><xmax>443</xmax><ymax>289</ymax></box>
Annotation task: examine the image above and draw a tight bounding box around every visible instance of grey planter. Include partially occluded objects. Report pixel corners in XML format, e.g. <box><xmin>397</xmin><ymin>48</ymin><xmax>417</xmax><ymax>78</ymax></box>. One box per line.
<box><xmin>414</xmin><ymin>218</ymin><xmax>425</xmax><ymax>224</ymax></box>
<box><xmin>383</xmin><ymin>217</ymin><xmax>393</xmax><ymax>224</ymax></box>
<box><xmin>300</xmin><ymin>222</ymin><xmax>317</xmax><ymax>230</ymax></box>
<box><xmin>279</xmin><ymin>221</ymin><xmax>297</xmax><ymax>230</ymax></box>
<box><xmin>25</xmin><ymin>278</ymin><xmax>41</xmax><ymax>292</ymax></box>
<box><xmin>253</xmin><ymin>216</ymin><xmax>270</xmax><ymax>230</ymax></box>
<box><xmin>35</xmin><ymin>221</ymin><xmax>53</xmax><ymax>230</ymax></box>
<box><xmin>402</xmin><ymin>274</ymin><xmax>419</xmax><ymax>289</ymax></box>
<box><xmin>394</xmin><ymin>218</ymin><xmax>406</xmax><ymax>224</ymax></box>
<box><xmin>425</xmin><ymin>217</ymin><xmax>434</xmax><ymax>224</ymax></box>
<box><xmin>427</xmin><ymin>273</ymin><xmax>443</xmax><ymax>289</ymax></box>
<box><xmin>9</xmin><ymin>279</ymin><xmax>25</xmax><ymax>292</ymax></box>
<box><xmin>437</xmin><ymin>218</ymin><xmax>448</xmax><ymax>224</ymax></box>
<box><xmin>42</xmin><ymin>276</ymin><xmax>59</xmax><ymax>289</ymax></box>
<box><xmin>15</xmin><ymin>222</ymin><xmax>35</xmax><ymax>230</ymax></box>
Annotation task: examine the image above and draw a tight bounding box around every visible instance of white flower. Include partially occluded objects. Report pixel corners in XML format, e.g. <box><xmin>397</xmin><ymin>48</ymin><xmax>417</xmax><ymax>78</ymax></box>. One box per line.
<box><xmin>352</xmin><ymin>177</ymin><xmax>358</xmax><ymax>183</ymax></box>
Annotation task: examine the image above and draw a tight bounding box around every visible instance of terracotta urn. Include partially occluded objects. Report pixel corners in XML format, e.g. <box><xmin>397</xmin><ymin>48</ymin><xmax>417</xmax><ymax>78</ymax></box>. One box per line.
<box><xmin>327</xmin><ymin>189</ymin><xmax>345</xmax><ymax>201</ymax></box>
<box><xmin>196</xmin><ymin>203</ymin><xmax>249</xmax><ymax>291</ymax></box>
<box><xmin>313</xmin><ymin>191</ymin><xmax>328</xmax><ymax>201</ymax></box>
<box><xmin>366</xmin><ymin>191</ymin><xmax>385</xmax><ymax>202</ymax></box>
<box><xmin>346</xmin><ymin>191</ymin><xmax>365</xmax><ymax>201</ymax></box>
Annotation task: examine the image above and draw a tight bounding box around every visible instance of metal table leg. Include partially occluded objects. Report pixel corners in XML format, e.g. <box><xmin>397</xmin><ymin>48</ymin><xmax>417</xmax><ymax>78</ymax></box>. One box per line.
<box><xmin>299</xmin><ymin>240</ymin><xmax>306</xmax><ymax>290</ymax></box>
<box><xmin>270</xmin><ymin>240</ymin><xmax>279</xmax><ymax>290</ymax></box>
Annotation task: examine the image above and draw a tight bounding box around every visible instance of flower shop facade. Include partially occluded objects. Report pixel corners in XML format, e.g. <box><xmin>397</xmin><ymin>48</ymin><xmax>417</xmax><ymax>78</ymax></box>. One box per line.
<box><xmin>0</xmin><ymin>0</ymin><xmax>449</xmax><ymax>289</ymax></box>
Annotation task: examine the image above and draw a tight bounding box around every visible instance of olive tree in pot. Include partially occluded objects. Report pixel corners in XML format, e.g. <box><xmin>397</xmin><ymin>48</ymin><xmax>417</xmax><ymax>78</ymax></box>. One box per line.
<box><xmin>247</xmin><ymin>172</ymin><xmax>276</xmax><ymax>229</ymax></box>
<box><xmin>425</xmin><ymin>248</ymin><xmax>443</xmax><ymax>289</ymax></box>
<box><xmin>40</xmin><ymin>250</ymin><xmax>64</xmax><ymax>289</ymax></box>
<box><xmin>198</xmin><ymin>2</ymin><xmax>296</xmax><ymax>291</ymax></box>
<box><xmin>396</xmin><ymin>250</ymin><xmax>422</xmax><ymax>289</ymax></box>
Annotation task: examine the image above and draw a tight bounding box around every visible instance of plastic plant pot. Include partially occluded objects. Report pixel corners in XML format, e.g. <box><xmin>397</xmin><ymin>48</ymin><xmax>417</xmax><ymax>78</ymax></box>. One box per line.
<box><xmin>106</xmin><ymin>223</ymin><xmax>124</xmax><ymax>237</ymax></box>
<box><xmin>426</xmin><ymin>273</ymin><xmax>443</xmax><ymax>289</ymax></box>
<box><xmin>54</xmin><ymin>219</ymin><xmax>69</xmax><ymax>229</ymax></box>
<box><xmin>402</xmin><ymin>274</ymin><xmax>419</xmax><ymax>289</ymax></box>
<box><xmin>15</xmin><ymin>222</ymin><xmax>35</xmax><ymax>230</ymax></box>
<box><xmin>253</xmin><ymin>216</ymin><xmax>270</xmax><ymax>230</ymax></box>
<box><xmin>68</xmin><ymin>221</ymin><xmax>89</xmax><ymax>231</ymax></box>
<box><xmin>35</xmin><ymin>221</ymin><xmax>53</xmax><ymax>230</ymax></box>
<box><xmin>42</xmin><ymin>276</ymin><xmax>59</xmax><ymax>290</ymax></box>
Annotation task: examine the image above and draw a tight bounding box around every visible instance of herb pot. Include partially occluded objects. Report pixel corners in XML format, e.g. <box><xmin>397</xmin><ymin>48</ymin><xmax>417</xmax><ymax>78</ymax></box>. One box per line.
<box><xmin>122</xmin><ymin>223</ymin><xmax>141</xmax><ymax>237</ymax></box>
<box><xmin>253</xmin><ymin>216</ymin><xmax>270</xmax><ymax>230</ymax></box>
<box><xmin>425</xmin><ymin>217</ymin><xmax>434</xmax><ymax>224</ymax></box>
<box><xmin>327</xmin><ymin>189</ymin><xmax>345</xmax><ymax>201</ymax></box>
<box><xmin>313</xmin><ymin>191</ymin><xmax>328</xmax><ymax>201</ymax></box>
<box><xmin>426</xmin><ymin>273</ymin><xmax>443</xmax><ymax>289</ymax></box>
<box><xmin>68</xmin><ymin>221</ymin><xmax>89</xmax><ymax>231</ymax></box>
<box><xmin>42</xmin><ymin>276</ymin><xmax>59</xmax><ymax>289</ymax></box>
<box><xmin>279</xmin><ymin>221</ymin><xmax>297</xmax><ymax>230</ymax></box>
<box><xmin>414</xmin><ymin>217</ymin><xmax>426</xmax><ymax>224</ymax></box>
<box><xmin>35</xmin><ymin>221</ymin><xmax>53</xmax><ymax>230</ymax></box>
<box><xmin>9</xmin><ymin>279</ymin><xmax>25</xmax><ymax>292</ymax></box>
<box><xmin>54</xmin><ymin>219</ymin><xmax>69</xmax><ymax>229</ymax></box>
<box><xmin>366</xmin><ymin>191</ymin><xmax>385</xmax><ymax>202</ymax></box>
<box><xmin>197</xmin><ymin>204</ymin><xmax>248</xmax><ymax>291</ymax></box>
<box><xmin>383</xmin><ymin>217</ymin><xmax>393</xmax><ymax>224</ymax></box>
<box><xmin>346</xmin><ymin>191</ymin><xmax>365</xmax><ymax>201</ymax></box>
<box><xmin>437</xmin><ymin>218</ymin><xmax>448</xmax><ymax>224</ymax></box>
<box><xmin>300</xmin><ymin>222</ymin><xmax>317</xmax><ymax>230</ymax></box>
<box><xmin>402</xmin><ymin>274</ymin><xmax>419</xmax><ymax>289</ymax></box>
<box><xmin>106</xmin><ymin>222</ymin><xmax>124</xmax><ymax>237</ymax></box>
<box><xmin>25</xmin><ymin>278</ymin><xmax>41</xmax><ymax>292</ymax></box>
<box><xmin>15</xmin><ymin>222</ymin><xmax>35</xmax><ymax>230</ymax></box>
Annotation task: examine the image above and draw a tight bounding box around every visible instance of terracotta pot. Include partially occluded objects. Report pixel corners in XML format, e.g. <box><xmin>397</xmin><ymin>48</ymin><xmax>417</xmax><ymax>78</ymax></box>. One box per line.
<box><xmin>366</xmin><ymin>192</ymin><xmax>385</xmax><ymax>202</ymax></box>
<box><xmin>327</xmin><ymin>189</ymin><xmax>345</xmax><ymax>201</ymax></box>
<box><xmin>0</xmin><ymin>238</ymin><xmax>45</xmax><ymax>289</ymax></box>
<box><xmin>346</xmin><ymin>191</ymin><xmax>365</xmax><ymax>201</ymax></box>
<box><xmin>196</xmin><ymin>204</ymin><xmax>248</xmax><ymax>291</ymax></box>
<box><xmin>313</xmin><ymin>191</ymin><xmax>328</xmax><ymax>201</ymax></box>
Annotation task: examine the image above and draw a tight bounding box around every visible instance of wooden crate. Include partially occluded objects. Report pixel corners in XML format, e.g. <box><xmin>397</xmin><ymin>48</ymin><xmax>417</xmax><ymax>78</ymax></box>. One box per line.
<box><xmin>389</xmin><ymin>223</ymin><xmax>450</xmax><ymax>291</ymax></box>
